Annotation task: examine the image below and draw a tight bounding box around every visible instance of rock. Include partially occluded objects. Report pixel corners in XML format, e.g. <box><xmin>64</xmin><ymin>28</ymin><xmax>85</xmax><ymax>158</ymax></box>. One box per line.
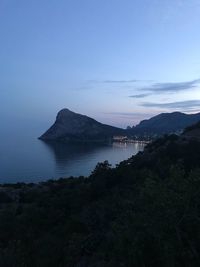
<box><xmin>39</xmin><ymin>109</ymin><xmax>126</xmax><ymax>142</ymax></box>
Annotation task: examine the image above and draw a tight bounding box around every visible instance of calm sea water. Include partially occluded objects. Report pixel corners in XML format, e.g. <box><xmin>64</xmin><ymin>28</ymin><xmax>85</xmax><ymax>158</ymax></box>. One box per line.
<box><xmin>0</xmin><ymin>131</ymin><xmax>145</xmax><ymax>183</ymax></box>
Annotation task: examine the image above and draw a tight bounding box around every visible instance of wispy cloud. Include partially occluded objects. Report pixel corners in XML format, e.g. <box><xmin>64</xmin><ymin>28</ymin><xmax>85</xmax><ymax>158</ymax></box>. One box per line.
<box><xmin>129</xmin><ymin>93</ymin><xmax>151</xmax><ymax>98</ymax></box>
<box><xmin>87</xmin><ymin>79</ymin><xmax>154</xmax><ymax>84</ymax></box>
<box><xmin>86</xmin><ymin>78</ymin><xmax>200</xmax><ymax>97</ymax></box>
<box><xmin>141</xmin><ymin>100</ymin><xmax>200</xmax><ymax>110</ymax></box>
<box><xmin>106</xmin><ymin>111</ymin><xmax>149</xmax><ymax>117</ymax></box>
<box><xmin>142</xmin><ymin>79</ymin><xmax>200</xmax><ymax>93</ymax></box>
<box><xmin>105</xmin><ymin>111</ymin><xmax>156</xmax><ymax>125</ymax></box>
<box><xmin>103</xmin><ymin>79</ymin><xmax>139</xmax><ymax>83</ymax></box>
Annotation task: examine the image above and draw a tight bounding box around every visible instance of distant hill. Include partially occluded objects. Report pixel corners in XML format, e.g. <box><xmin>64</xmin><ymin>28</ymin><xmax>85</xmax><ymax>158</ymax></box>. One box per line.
<box><xmin>39</xmin><ymin>108</ymin><xmax>126</xmax><ymax>142</ymax></box>
<box><xmin>40</xmin><ymin>109</ymin><xmax>200</xmax><ymax>142</ymax></box>
<box><xmin>130</xmin><ymin>111</ymin><xmax>200</xmax><ymax>136</ymax></box>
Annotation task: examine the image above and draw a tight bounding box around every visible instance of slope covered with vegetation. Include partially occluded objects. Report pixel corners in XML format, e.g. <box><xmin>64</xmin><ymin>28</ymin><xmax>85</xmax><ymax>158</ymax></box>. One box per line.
<box><xmin>1</xmin><ymin>134</ymin><xmax>200</xmax><ymax>266</ymax></box>
<box><xmin>130</xmin><ymin>111</ymin><xmax>200</xmax><ymax>136</ymax></box>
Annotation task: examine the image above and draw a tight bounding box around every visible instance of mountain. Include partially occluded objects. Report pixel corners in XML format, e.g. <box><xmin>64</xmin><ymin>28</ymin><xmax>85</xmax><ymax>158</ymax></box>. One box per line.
<box><xmin>131</xmin><ymin>111</ymin><xmax>200</xmax><ymax>136</ymax></box>
<box><xmin>40</xmin><ymin>109</ymin><xmax>200</xmax><ymax>142</ymax></box>
<box><xmin>39</xmin><ymin>108</ymin><xmax>126</xmax><ymax>142</ymax></box>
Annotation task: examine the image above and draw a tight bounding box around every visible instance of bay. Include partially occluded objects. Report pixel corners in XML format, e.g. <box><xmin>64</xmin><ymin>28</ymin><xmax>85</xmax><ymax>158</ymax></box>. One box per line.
<box><xmin>0</xmin><ymin>131</ymin><xmax>145</xmax><ymax>183</ymax></box>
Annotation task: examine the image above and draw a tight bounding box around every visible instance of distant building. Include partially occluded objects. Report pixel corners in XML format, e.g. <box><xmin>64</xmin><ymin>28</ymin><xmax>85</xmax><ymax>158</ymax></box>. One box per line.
<box><xmin>113</xmin><ymin>136</ymin><xmax>128</xmax><ymax>142</ymax></box>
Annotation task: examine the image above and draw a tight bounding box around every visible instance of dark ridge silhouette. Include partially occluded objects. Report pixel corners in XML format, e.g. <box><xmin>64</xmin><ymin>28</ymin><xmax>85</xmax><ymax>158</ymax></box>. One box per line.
<box><xmin>131</xmin><ymin>111</ymin><xmax>200</xmax><ymax>135</ymax></box>
<box><xmin>40</xmin><ymin>109</ymin><xmax>200</xmax><ymax>142</ymax></box>
<box><xmin>39</xmin><ymin>108</ymin><xmax>126</xmax><ymax>142</ymax></box>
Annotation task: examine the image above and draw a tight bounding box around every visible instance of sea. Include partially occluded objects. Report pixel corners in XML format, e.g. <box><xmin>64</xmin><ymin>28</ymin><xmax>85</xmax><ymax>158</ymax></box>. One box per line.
<box><xmin>0</xmin><ymin>126</ymin><xmax>145</xmax><ymax>184</ymax></box>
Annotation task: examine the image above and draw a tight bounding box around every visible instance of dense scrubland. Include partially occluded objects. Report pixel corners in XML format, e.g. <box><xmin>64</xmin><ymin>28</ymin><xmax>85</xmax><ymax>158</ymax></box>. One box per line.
<box><xmin>1</xmin><ymin>133</ymin><xmax>200</xmax><ymax>266</ymax></box>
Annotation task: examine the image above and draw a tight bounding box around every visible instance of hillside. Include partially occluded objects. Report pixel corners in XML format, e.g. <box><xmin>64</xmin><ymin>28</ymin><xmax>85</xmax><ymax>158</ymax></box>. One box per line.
<box><xmin>131</xmin><ymin>111</ymin><xmax>200</xmax><ymax>136</ymax></box>
<box><xmin>183</xmin><ymin>121</ymin><xmax>200</xmax><ymax>139</ymax></box>
<box><xmin>1</xmin><ymin>127</ymin><xmax>200</xmax><ymax>266</ymax></box>
<box><xmin>40</xmin><ymin>110</ymin><xmax>200</xmax><ymax>142</ymax></box>
<box><xmin>39</xmin><ymin>109</ymin><xmax>126</xmax><ymax>142</ymax></box>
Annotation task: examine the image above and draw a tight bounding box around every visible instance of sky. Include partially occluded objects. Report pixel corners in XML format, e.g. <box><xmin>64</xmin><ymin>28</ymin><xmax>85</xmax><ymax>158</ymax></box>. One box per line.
<box><xmin>1</xmin><ymin>0</ymin><xmax>200</xmax><ymax>131</ymax></box>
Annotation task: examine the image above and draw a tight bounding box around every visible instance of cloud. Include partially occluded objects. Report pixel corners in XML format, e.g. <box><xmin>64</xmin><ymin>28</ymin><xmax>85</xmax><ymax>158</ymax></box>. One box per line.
<box><xmin>103</xmin><ymin>79</ymin><xmax>139</xmax><ymax>83</ymax></box>
<box><xmin>87</xmin><ymin>79</ymin><xmax>154</xmax><ymax>84</ymax></box>
<box><xmin>141</xmin><ymin>100</ymin><xmax>200</xmax><ymax>110</ymax></box>
<box><xmin>105</xmin><ymin>111</ymin><xmax>154</xmax><ymax>119</ymax></box>
<box><xmin>143</xmin><ymin>79</ymin><xmax>200</xmax><ymax>93</ymax></box>
<box><xmin>106</xmin><ymin>112</ymin><xmax>148</xmax><ymax>117</ymax></box>
<box><xmin>129</xmin><ymin>93</ymin><xmax>151</xmax><ymax>98</ymax></box>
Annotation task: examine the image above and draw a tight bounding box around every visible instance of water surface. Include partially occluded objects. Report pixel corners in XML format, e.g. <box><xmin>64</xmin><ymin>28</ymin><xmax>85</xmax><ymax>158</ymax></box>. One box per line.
<box><xmin>0</xmin><ymin>133</ymin><xmax>145</xmax><ymax>183</ymax></box>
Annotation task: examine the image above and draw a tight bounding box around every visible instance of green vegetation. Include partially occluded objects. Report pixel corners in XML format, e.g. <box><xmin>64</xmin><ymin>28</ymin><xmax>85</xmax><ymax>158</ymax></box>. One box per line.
<box><xmin>1</xmin><ymin>135</ymin><xmax>200</xmax><ymax>266</ymax></box>
<box><xmin>184</xmin><ymin>121</ymin><xmax>200</xmax><ymax>133</ymax></box>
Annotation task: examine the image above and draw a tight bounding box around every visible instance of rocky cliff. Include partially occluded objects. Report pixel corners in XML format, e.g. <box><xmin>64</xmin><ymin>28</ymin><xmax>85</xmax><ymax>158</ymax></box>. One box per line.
<box><xmin>39</xmin><ymin>109</ymin><xmax>126</xmax><ymax>142</ymax></box>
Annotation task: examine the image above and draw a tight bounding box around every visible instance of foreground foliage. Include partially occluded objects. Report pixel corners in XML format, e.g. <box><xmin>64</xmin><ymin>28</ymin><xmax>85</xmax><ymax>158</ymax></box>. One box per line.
<box><xmin>1</xmin><ymin>135</ymin><xmax>200</xmax><ymax>266</ymax></box>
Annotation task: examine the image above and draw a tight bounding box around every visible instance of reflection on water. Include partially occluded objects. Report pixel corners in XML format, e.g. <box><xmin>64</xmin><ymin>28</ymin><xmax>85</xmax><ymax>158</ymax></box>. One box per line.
<box><xmin>42</xmin><ymin>142</ymin><xmax>106</xmax><ymax>164</ymax></box>
<box><xmin>43</xmin><ymin>141</ymin><xmax>145</xmax><ymax>178</ymax></box>
<box><xmin>0</xmin><ymin>136</ymin><xmax>145</xmax><ymax>183</ymax></box>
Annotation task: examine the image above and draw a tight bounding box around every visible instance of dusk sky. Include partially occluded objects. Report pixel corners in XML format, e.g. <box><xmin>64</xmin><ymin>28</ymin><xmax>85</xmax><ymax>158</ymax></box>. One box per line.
<box><xmin>1</xmin><ymin>0</ymin><xmax>200</xmax><ymax>131</ymax></box>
